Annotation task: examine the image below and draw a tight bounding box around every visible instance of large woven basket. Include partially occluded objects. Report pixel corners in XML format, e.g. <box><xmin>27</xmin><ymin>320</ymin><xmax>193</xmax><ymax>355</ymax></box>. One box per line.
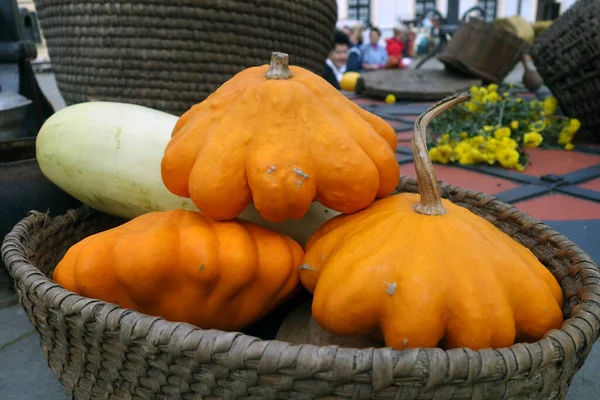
<box><xmin>2</xmin><ymin>176</ymin><xmax>600</xmax><ymax>399</ymax></box>
<box><xmin>437</xmin><ymin>18</ymin><xmax>529</xmax><ymax>84</ymax></box>
<box><xmin>32</xmin><ymin>0</ymin><xmax>337</xmax><ymax>116</ymax></box>
<box><xmin>530</xmin><ymin>0</ymin><xmax>600</xmax><ymax>142</ymax></box>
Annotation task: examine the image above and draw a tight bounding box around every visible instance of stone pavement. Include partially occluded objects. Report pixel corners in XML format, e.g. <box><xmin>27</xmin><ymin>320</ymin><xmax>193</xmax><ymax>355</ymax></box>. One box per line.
<box><xmin>1</xmin><ymin>61</ymin><xmax>599</xmax><ymax>399</ymax></box>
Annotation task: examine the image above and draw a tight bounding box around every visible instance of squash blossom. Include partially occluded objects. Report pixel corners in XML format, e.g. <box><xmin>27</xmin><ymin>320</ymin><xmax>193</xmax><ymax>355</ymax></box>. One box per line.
<box><xmin>524</xmin><ymin>132</ymin><xmax>543</xmax><ymax>148</ymax></box>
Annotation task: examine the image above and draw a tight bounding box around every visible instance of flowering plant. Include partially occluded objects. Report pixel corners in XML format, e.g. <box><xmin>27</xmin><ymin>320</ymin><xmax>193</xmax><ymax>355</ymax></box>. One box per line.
<box><xmin>427</xmin><ymin>84</ymin><xmax>581</xmax><ymax>171</ymax></box>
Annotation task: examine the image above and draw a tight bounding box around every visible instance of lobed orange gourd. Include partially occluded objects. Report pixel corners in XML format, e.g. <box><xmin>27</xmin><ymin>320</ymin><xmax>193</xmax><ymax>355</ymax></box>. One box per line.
<box><xmin>161</xmin><ymin>52</ymin><xmax>400</xmax><ymax>223</ymax></box>
<box><xmin>53</xmin><ymin>209</ymin><xmax>303</xmax><ymax>331</ymax></box>
<box><xmin>299</xmin><ymin>92</ymin><xmax>564</xmax><ymax>351</ymax></box>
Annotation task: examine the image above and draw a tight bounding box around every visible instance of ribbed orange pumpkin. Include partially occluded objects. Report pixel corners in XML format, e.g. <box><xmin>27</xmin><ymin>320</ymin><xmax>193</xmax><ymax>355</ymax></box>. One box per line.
<box><xmin>299</xmin><ymin>92</ymin><xmax>564</xmax><ymax>351</ymax></box>
<box><xmin>161</xmin><ymin>52</ymin><xmax>400</xmax><ymax>223</ymax></box>
<box><xmin>53</xmin><ymin>209</ymin><xmax>303</xmax><ymax>331</ymax></box>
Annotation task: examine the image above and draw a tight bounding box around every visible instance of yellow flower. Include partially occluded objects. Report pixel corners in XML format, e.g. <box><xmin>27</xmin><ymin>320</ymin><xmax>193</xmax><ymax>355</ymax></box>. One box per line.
<box><xmin>496</xmin><ymin>147</ymin><xmax>520</xmax><ymax>169</ymax></box>
<box><xmin>436</xmin><ymin>145</ymin><xmax>453</xmax><ymax>164</ymax></box>
<box><xmin>568</xmin><ymin>119</ymin><xmax>581</xmax><ymax>135</ymax></box>
<box><xmin>487</xmin><ymin>83</ymin><xmax>498</xmax><ymax>93</ymax></box>
<box><xmin>565</xmin><ymin>143</ymin><xmax>575</xmax><ymax>151</ymax></box>
<box><xmin>529</xmin><ymin>99</ymin><xmax>540</xmax><ymax>110</ymax></box>
<box><xmin>510</xmin><ymin>120</ymin><xmax>519</xmax><ymax>130</ymax></box>
<box><xmin>429</xmin><ymin>147</ymin><xmax>440</xmax><ymax>163</ymax></box>
<box><xmin>487</xmin><ymin>91</ymin><xmax>499</xmax><ymax>103</ymax></box>
<box><xmin>470</xmin><ymin>148</ymin><xmax>485</xmax><ymax>162</ymax></box>
<box><xmin>528</xmin><ymin>119</ymin><xmax>548</xmax><ymax>132</ymax></box>
<box><xmin>483</xmin><ymin>125</ymin><xmax>494</xmax><ymax>132</ymax></box>
<box><xmin>452</xmin><ymin>140</ymin><xmax>472</xmax><ymax>161</ymax></box>
<box><xmin>543</xmin><ymin>97</ymin><xmax>558</xmax><ymax>116</ymax></box>
<box><xmin>470</xmin><ymin>135</ymin><xmax>485</xmax><ymax>146</ymax></box>
<box><xmin>458</xmin><ymin>153</ymin><xmax>476</xmax><ymax>165</ymax></box>
<box><xmin>558</xmin><ymin>130</ymin><xmax>574</xmax><ymax>145</ymax></box>
<box><xmin>515</xmin><ymin>163</ymin><xmax>525</xmax><ymax>172</ymax></box>
<box><xmin>459</xmin><ymin>131</ymin><xmax>469</xmax><ymax>139</ymax></box>
<box><xmin>523</xmin><ymin>132</ymin><xmax>543</xmax><ymax>148</ymax></box>
<box><xmin>483</xmin><ymin>152</ymin><xmax>496</xmax><ymax>165</ymax></box>
<box><xmin>484</xmin><ymin>137</ymin><xmax>499</xmax><ymax>153</ymax></box>
<box><xmin>493</xmin><ymin>127</ymin><xmax>511</xmax><ymax>140</ymax></box>
<box><xmin>465</xmin><ymin>101</ymin><xmax>478</xmax><ymax>112</ymax></box>
<box><xmin>470</xmin><ymin>86</ymin><xmax>484</xmax><ymax>103</ymax></box>
<box><xmin>385</xmin><ymin>94</ymin><xmax>396</xmax><ymax>104</ymax></box>
<box><xmin>517</xmin><ymin>98</ymin><xmax>523</xmax><ymax>103</ymax></box>
<box><xmin>508</xmin><ymin>83</ymin><xmax>514</xmax><ymax>89</ymax></box>
<box><xmin>500</xmin><ymin>136</ymin><xmax>519</xmax><ymax>149</ymax></box>
<box><xmin>439</xmin><ymin>133</ymin><xmax>450</xmax><ymax>144</ymax></box>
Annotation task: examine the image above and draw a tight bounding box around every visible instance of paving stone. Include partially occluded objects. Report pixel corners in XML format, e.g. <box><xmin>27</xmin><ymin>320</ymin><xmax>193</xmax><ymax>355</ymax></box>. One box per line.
<box><xmin>0</xmin><ymin>332</ymin><xmax>70</xmax><ymax>399</ymax></box>
<box><xmin>0</xmin><ymin>302</ymin><xmax>34</xmax><ymax>349</ymax></box>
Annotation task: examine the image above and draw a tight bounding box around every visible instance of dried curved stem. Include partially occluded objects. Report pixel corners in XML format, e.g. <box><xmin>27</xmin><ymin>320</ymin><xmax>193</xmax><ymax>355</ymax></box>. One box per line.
<box><xmin>265</xmin><ymin>52</ymin><xmax>293</xmax><ymax>80</ymax></box>
<box><xmin>412</xmin><ymin>91</ymin><xmax>471</xmax><ymax>216</ymax></box>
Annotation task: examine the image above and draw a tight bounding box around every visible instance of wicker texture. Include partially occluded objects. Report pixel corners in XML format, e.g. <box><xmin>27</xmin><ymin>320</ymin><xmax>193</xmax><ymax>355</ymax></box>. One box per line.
<box><xmin>2</xmin><ymin>176</ymin><xmax>600</xmax><ymax>399</ymax></box>
<box><xmin>32</xmin><ymin>0</ymin><xmax>337</xmax><ymax>116</ymax></box>
<box><xmin>530</xmin><ymin>0</ymin><xmax>600</xmax><ymax>140</ymax></box>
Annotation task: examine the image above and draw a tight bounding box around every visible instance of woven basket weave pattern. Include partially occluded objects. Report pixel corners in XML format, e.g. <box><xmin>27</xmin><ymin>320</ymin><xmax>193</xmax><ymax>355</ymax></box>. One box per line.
<box><xmin>530</xmin><ymin>0</ymin><xmax>600</xmax><ymax>139</ymax></box>
<box><xmin>33</xmin><ymin>0</ymin><xmax>337</xmax><ymax>115</ymax></box>
<box><xmin>2</xmin><ymin>176</ymin><xmax>600</xmax><ymax>399</ymax></box>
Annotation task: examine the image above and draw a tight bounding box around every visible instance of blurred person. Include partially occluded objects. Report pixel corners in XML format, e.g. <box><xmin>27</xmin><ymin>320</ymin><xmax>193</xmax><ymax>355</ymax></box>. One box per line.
<box><xmin>322</xmin><ymin>30</ymin><xmax>351</xmax><ymax>89</ymax></box>
<box><xmin>342</xmin><ymin>25</ymin><xmax>354</xmax><ymax>43</ymax></box>
<box><xmin>346</xmin><ymin>24</ymin><xmax>364</xmax><ymax>72</ymax></box>
<box><xmin>361</xmin><ymin>27</ymin><xmax>388</xmax><ymax>71</ymax></box>
<box><xmin>384</xmin><ymin>26</ymin><xmax>407</xmax><ymax>69</ymax></box>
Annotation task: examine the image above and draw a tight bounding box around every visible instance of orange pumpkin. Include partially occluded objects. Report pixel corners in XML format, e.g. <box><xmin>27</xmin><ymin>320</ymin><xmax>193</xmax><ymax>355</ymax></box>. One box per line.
<box><xmin>53</xmin><ymin>209</ymin><xmax>303</xmax><ymax>331</ymax></box>
<box><xmin>161</xmin><ymin>52</ymin><xmax>400</xmax><ymax>223</ymax></box>
<box><xmin>299</xmin><ymin>92</ymin><xmax>564</xmax><ymax>351</ymax></box>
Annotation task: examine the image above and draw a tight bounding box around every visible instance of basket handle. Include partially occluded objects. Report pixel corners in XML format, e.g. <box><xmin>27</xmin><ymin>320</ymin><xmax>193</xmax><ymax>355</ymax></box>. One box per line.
<box><xmin>461</xmin><ymin>6</ymin><xmax>487</xmax><ymax>22</ymax></box>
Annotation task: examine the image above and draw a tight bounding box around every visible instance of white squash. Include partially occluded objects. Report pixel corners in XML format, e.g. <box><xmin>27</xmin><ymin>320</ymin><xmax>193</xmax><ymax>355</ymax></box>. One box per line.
<box><xmin>36</xmin><ymin>101</ymin><xmax>339</xmax><ymax>245</ymax></box>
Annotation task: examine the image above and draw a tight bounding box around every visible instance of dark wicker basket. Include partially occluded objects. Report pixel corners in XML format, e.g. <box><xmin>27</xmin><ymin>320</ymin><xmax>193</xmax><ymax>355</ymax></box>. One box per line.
<box><xmin>2</xmin><ymin>176</ymin><xmax>600</xmax><ymax>399</ymax></box>
<box><xmin>437</xmin><ymin>18</ymin><xmax>529</xmax><ymax>84</ymax></box>
<box><xmin>530</xmin><ymin>0</ymin><xmax>600</xmax><ymax>141</ymax></box>
<box><xmin>32</xmin><ymin>0</ymin><xmax>337</xmax><ymax>116</ymax></box>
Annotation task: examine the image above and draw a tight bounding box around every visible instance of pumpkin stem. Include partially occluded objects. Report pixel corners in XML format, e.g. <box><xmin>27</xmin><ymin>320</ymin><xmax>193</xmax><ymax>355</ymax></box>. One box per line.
<box><xmin>412</xmin><ymin>91</ymin><xmax>471</xmax><ymax>216</ymax></box>
<box><xmin>265</xmin><ymin>52</ymin><xmax>293</xmax><ymax>80</ymax></box>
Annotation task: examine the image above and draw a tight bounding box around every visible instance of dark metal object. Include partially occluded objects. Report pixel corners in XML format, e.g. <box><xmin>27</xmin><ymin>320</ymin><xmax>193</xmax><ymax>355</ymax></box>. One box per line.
<box><xmin>0</xmin><ymin>0</ymin><xmax>54</xmax><ymax>137</ymax></box>
<box><xmin>0</xmin><ymin>92</ymin><xmax>31</xmax><ymax>140</ymax></box>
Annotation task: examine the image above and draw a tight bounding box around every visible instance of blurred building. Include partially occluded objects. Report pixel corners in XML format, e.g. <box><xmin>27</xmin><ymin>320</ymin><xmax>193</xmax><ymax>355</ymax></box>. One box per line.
<box><xmin>337</xmin><ymin>0</ymin><xmax>577</xmax><ymax>39</ymax></box>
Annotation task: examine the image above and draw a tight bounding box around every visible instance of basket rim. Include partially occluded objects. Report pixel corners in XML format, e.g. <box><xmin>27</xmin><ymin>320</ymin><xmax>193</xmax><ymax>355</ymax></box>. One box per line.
<box><xmin>2</xmin><ymin>175</ymin><xmax>600</xmax><ymax>391</ymax></box>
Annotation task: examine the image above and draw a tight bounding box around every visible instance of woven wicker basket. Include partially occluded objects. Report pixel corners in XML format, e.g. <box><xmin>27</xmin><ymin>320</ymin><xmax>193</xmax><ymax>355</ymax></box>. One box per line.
<box><xmin>32</xmin><ymin>0</ymin><xmax>337</xmax><ymax>116</ymax></box>
<box><xmin>530</xmin><ymin>0</ymin><xmax>600</xmax><ymax>141</ymax></box>
<box><xmin>2</xmin><ymin>176</ymin><xmax>600</xmax><ymax>399</ymax></box>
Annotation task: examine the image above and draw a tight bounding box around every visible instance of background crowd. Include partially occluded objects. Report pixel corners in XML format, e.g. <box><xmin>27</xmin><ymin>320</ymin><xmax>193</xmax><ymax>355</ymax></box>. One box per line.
<box><xmin>322</xmin><ymin>24</ymin><xmax>413</xmax><ymax>89</ymax></box>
